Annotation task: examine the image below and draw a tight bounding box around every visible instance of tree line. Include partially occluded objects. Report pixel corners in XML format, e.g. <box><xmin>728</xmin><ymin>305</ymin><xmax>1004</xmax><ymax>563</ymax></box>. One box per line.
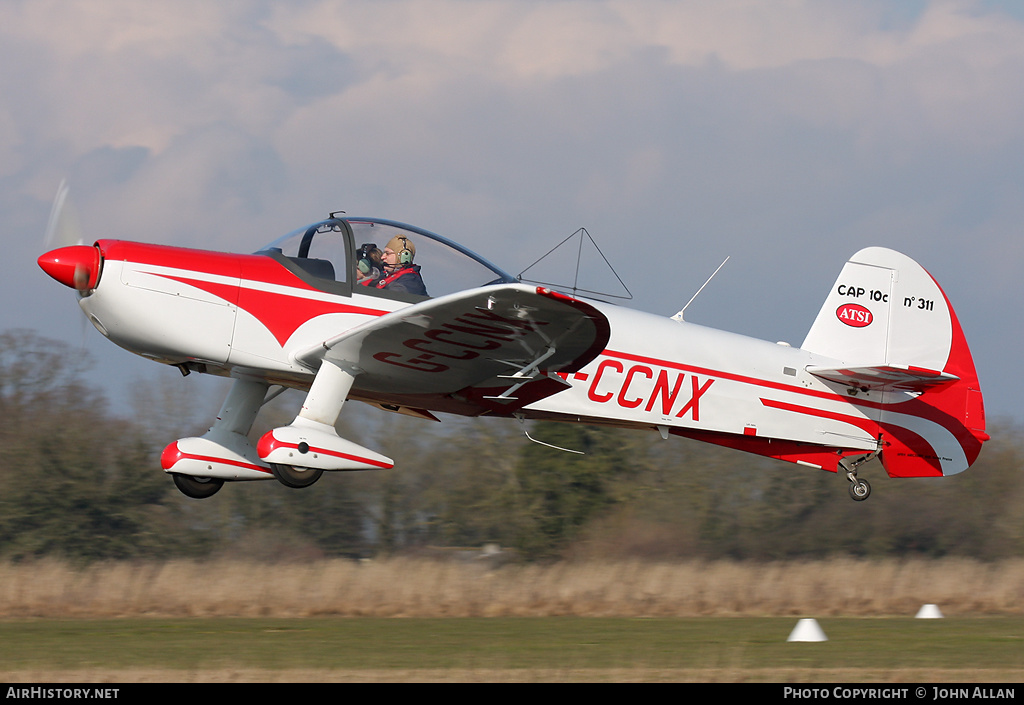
<box><xmin>0</xmin><ymin>329</ymin><xmax>1020</xmax><ymax>563</ymax></box>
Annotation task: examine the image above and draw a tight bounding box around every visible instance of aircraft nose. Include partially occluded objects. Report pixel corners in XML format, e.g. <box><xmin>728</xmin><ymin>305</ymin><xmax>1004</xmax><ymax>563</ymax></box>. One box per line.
<box><xmin>38</xmin><ymin>244</ymin><xmax>102</xmax><ymax>291</ymax></box>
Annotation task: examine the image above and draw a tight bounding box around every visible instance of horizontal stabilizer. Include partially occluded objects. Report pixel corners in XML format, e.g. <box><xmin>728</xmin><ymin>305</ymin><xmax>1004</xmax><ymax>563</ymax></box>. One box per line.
<box><xmin>807</xmin><ymin>364</ymin><xmax>959</xmax><ymax>392</ymax></box>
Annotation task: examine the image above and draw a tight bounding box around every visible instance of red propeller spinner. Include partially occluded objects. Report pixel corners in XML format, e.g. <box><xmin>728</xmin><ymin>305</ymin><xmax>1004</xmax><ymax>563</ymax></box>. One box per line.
<box><xmin>38</xmin><ymin>245</ymin><xmax>101</xmax><ymax>291</ymax></box>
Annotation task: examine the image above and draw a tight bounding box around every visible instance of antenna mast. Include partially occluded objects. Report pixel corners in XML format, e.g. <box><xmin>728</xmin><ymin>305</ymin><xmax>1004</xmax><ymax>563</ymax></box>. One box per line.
<box><xmin>672</xmin><ymin>256</ymin><xmax>729</xmax><ymax>321</ymax></box>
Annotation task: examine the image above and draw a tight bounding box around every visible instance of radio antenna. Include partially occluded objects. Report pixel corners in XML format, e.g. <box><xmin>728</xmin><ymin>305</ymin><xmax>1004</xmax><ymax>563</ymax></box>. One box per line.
<box><xmin>518</xmin><ymin>227</ymin><xmax>632</xmax><ymax>301</ymax></box>
<box><xmin>672</xmin><ymin>256</ymin><xmax>729</xmax><ymax>322</ymax></box>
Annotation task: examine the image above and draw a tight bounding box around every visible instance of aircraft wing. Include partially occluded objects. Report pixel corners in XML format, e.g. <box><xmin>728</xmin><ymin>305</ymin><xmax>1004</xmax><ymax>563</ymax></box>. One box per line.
<box><xmin>806</xmin><ymin>364</ymin><xmax>959</xmax><ymax>391</ymax></box>
<box><xmin>294</xmin><ymin>283</ymin><xmax>610</xmax><ymax>413</ymax></box>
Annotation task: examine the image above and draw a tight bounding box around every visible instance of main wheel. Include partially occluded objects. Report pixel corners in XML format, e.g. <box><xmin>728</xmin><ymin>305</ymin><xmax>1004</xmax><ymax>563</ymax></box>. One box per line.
<box><xmin>172</xmin><ymin>473</ymin><xmax>224</xmax><ymax>499</ymax></box>
<box><xmin>848</xmin><ymin>478</ymin><xmax>871</xmax><ymax>501</ymax></box>
<box><xmin>271</xmin><ymin>463</ymin><xmax>323</xmax><ymax>489</ymax></box>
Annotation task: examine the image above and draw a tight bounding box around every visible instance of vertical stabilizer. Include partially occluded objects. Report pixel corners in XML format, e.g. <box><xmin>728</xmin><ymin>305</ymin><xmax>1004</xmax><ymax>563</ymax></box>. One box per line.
<box><xmin>802</xmin><ymin>247</ymin><xmax>953</xmax><ymax>370</ymax></box>
<box><xmin>801</xmin><ymin>248</ymin><xmax>987</xmax><ymax>478</ymax></box>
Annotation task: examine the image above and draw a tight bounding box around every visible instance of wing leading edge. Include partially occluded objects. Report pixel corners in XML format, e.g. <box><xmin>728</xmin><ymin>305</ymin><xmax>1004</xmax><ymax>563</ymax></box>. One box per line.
<box><xmin>294</xmin><ymin>283</ymin><xmax>610</xmax><ymax>415</ymax></box>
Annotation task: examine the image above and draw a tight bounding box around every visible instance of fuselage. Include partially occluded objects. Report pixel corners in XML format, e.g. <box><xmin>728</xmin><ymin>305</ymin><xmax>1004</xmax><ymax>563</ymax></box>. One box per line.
<box><xmin>76</xmin><ymin>235</ymin><xmax>890</xmax><ymax>467</ymax></box>
<box><xmin>527</xmin><ymin>305</ymin><xmax>882</xmax><ymax>457</ymax></box>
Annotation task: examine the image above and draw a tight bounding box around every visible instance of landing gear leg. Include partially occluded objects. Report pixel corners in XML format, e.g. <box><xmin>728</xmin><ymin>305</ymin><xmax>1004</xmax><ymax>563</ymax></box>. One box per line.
<box><xmin>840</xmin><ymin>449</ymin><xmax>879</xmax><ymax>502</ymax></box>
<box><xmin>298</xmin><ymin>359</ymin><xmax>356</xmax><ymax>428</ymax></box>
<box><xmin>165</xmin><ymin>377</ymin><xmax>279</xmax><ymax>497</ymax></box>
<box><xmin>258</xmin><ymin>360</ymin><xmax>392</xmax><ymax>485</ymax></box>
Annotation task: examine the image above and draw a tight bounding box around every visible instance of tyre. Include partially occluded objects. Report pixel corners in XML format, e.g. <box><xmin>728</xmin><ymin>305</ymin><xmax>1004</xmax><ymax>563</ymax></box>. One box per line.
<box><xmin>271</xmin><ymin>463</ymin><xmax>323</xmax><ymax>489</ymax></box>
<box><xmin>848</xmin><ymin>478</ymin><xmax>871</xmax><ymax>501</ymax></box>
<box><xmin>172</xmin><ymin>473</ymin><xmax>224</xmax><ymax>499</ymax></box>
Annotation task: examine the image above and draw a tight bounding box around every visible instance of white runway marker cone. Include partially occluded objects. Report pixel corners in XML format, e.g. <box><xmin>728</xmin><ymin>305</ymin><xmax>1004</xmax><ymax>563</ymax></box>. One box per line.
<box><xmin>787</xmin><ymin>618</ymin><xmax>828</xmax><ymax>642</ymax></box>
<box><xmin>915</xmin><ymin>603</ymin><xmax>944</xmax><ymax>618</ymax></box>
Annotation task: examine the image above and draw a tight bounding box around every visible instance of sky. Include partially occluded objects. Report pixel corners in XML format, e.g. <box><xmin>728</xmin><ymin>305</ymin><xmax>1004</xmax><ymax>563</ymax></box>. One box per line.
<box><xmin>4</xmin><ymin>0</ymin><xmax>1024</xmax><ymax>426</ymax></box>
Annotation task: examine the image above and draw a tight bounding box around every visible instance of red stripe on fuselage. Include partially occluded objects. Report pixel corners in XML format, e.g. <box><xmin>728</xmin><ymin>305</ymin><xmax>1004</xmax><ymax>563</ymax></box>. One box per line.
<box><xmin>601</xmin><ymin>348</ymin><xmax>848</xmax><ymax>405</ymax></box>
<box><xmin>157</xmin><ymin>273</ymin><xmax>387</xmax><ymax>346</ymax></box>
<box><xmin>99</xmin><ymin>240</ymin><xmax>246</xmax><ymax>282</ymax></box>
<box><xmin>597</xmin><ymin>347</ymin><xmax>966</xmax><ymax>476</ymax></box>
<box><xmin>99</xmin><ymin>240</ymin><xmax>389</xmax><ymax>347</ymax></box>
<box><xmin>759</xmin><ymin>398</ymin><xmax>943</xmax><ymax>476</ymax></box>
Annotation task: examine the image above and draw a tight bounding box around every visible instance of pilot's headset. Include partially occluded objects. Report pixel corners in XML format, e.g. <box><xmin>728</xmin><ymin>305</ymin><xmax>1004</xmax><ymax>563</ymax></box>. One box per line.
<box><xmin>386</xmin><ymin>235</ymin><xmax>415</xmax><ymax>264</ymax></box>
<box><xmin>357</xmin><ymin>243</ymin><xmax>382</xmax><ymax>276</ymax></box>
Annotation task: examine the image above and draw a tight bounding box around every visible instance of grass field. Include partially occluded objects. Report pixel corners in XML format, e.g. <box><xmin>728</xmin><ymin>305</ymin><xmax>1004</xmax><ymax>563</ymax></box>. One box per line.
<box><xmin>1</xmin><ymin>617</ymin><xmax>1023</xmax><ymax>682</ymax></box>
<box><xmin>1</xmin><ymin>557</ymin><xmax>1022</xmax><ymax>682</ymax></box>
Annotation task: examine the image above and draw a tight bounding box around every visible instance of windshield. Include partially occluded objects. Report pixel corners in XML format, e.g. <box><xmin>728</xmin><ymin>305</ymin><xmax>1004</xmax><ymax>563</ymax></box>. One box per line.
<box><xmin>258</xmin><ymin>217</ymin><xmax>516</xmax><ymax>299</ymax></box>
<box><xmin>258</xmin><ymin>220</ymin><xmax>349</xmax><ymax>284</ymax></box>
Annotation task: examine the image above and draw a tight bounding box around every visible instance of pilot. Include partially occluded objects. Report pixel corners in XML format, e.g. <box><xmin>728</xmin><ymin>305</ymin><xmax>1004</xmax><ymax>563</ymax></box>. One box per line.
<box><xmin>356</xmin><ymin>243</ymin><xmax>383</xmax><ymax>283</ymax></box>
<box><xmin>362</xmin><ymin>234</ymin><xmax>427</xmax><ymax>296</ymax></box>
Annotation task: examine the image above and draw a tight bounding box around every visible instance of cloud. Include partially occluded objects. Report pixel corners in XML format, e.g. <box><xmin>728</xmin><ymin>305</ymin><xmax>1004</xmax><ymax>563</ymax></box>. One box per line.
<box><xmin>5</xmin><ymin>0</ymin><xmax>1024</xmax><ymax>419</ymax></box>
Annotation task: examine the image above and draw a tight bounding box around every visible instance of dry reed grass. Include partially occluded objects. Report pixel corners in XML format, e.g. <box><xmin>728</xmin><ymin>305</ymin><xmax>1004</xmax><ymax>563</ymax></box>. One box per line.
<box><xmin>0</xmin><ymin>556</ymin><xmax>1022</xmax><ymax>618</ymax></box>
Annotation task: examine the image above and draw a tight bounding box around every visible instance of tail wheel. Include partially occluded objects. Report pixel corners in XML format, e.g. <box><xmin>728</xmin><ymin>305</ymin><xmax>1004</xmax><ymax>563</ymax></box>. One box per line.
<box><xmin>841</xmin><ymin>452</ymin><xmax>876</xmax><ymax>502</ymax></box>
<box><xmin>848</xmin><ymin>478</ymin><xmax>871</xmax><ymax>501</ymax></box>
<box><xmin>172</xmin><ymin>473</ymin><xmax>224</xmax><ymax>499</ymax></box>
<box><xmin>271</xmin><ymin>463</ymin><xmax>323</xmax><ymax>489</ymax></box>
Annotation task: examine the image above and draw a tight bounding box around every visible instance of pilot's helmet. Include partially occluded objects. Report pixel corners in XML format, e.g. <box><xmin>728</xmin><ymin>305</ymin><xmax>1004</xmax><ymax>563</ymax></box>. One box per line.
<box><xmin>386</xmin><ymin>235</ymin><xmax>415</xmax><ymax>264</ymax></box>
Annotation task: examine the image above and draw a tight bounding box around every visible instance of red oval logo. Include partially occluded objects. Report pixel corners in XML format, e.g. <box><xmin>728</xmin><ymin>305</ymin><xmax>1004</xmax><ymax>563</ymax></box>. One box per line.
<box><xmin>836</xmin><ymin>303</ymin><xmax>873</xmax><ymax>327</ymax></box>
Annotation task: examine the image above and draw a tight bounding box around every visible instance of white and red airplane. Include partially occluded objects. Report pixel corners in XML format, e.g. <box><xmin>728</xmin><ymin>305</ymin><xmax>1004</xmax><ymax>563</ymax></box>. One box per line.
<box><xmin>38</xmin><ymin>212</ymin><xmax>988</xmax><ymax>501</ymax></box>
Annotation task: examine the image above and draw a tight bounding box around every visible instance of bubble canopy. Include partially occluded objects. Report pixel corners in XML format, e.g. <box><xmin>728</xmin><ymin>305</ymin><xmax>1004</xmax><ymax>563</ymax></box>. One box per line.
<box><xmin>257</xmin><ymin>216</ymin><xmax>518</xmax><ymax>300</ymax></box>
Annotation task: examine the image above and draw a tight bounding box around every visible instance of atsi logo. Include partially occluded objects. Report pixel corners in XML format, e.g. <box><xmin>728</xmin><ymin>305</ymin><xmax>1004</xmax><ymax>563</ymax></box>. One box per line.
<box><xmin>837</xmin><ymin>303</ymin><xmax>873</xmax><ymax>327</ymax></box>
